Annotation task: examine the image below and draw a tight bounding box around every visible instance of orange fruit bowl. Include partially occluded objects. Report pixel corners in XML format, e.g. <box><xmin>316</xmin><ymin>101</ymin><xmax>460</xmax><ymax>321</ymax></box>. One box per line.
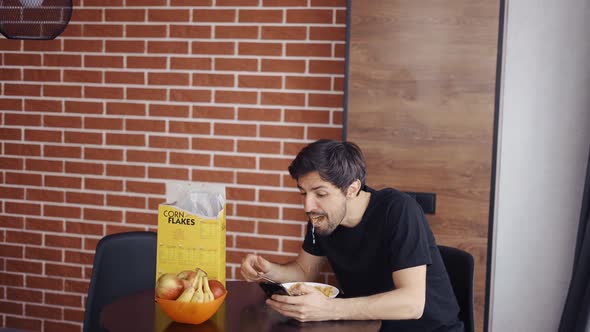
<box><xmin>156</xmin><ymin>291</ymin><xmax>227</xmax><ymax>325</ymax></box>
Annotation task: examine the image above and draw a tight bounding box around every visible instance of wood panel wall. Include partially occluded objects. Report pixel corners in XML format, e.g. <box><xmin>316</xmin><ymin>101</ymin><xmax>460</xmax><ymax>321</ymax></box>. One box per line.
<box><xmin>346</xmin><ymin>2</ymin><xmax>500</xmax><ymax>331</ymax></box>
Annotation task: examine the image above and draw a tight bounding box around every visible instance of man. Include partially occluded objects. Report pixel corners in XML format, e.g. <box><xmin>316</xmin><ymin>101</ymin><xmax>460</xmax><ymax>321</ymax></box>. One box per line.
<box><xmin>240</xmin><ymin>139</ymin><xmax>464</xmax><ymax>332</ymax></box>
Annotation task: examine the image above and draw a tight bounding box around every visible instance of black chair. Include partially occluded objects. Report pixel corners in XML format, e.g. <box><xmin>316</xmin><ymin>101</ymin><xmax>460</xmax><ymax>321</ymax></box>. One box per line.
<box><xmin>83</xmin><ymin>231</ymin><xmax>157</xmax><ymax>332</ymax></box>
<box><xmin>438</xmin><ymin>245</ymin><xmax>475</xmax><ymax>332</ymax></box>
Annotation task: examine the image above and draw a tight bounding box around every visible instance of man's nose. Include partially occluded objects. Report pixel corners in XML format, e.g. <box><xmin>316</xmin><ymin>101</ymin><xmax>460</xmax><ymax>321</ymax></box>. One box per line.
<box><xmin>303</xmin><ymin>196</ymin><xmax>317</xmax><ymax>212</ymax></box>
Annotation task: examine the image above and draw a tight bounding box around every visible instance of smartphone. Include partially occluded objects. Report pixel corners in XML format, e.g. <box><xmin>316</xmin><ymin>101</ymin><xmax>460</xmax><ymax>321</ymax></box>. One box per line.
<box><xmin>258</xmin><ymin>282</ymin><xmax>290</xmax><ymax>297</ymax></box>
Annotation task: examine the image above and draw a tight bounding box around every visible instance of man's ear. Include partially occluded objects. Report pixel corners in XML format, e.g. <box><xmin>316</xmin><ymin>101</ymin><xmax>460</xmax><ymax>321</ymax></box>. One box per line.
<box><xmin>346</xmin><ymin>179</ymin><xmax>361</xmax><ymax>198</ymax></box>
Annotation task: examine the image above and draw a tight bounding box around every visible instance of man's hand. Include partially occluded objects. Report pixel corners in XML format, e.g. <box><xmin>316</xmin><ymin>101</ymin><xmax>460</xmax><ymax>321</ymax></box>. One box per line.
<box><xmin>240</xmin><ymin>254</ymin><xmax>273</xmax><ymax>282</ymax></box>
<box><xmin>266</xmin><ymin>283</ymin><xmax>336</xmax><ymax>322</ymax></box>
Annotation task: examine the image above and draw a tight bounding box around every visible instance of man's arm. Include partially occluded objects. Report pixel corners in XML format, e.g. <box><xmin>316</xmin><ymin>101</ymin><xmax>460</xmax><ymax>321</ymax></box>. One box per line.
<box><xmin>241</xmin><ymin>249</ymin><xmax>326</xmax><ymax>283</ymax></box>
<box><xmin>267</xmin><ymin>265</ymin><xmax>427</xmax><ymax>321</ymax></box>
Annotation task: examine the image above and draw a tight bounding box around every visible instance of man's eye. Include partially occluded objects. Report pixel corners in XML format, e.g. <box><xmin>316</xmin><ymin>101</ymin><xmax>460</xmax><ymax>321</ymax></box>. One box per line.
<box><xmin>316</xmin><ymin>193</ymin><xmax>327</xmax><ymax>198</ymax></box>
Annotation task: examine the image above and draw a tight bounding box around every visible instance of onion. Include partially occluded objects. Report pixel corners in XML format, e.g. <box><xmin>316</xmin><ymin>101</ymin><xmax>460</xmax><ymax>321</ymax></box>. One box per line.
<box><xmin>155</xmin><ymin>273</ymin><xmax>184</xmax><ymax>300</ymax></box>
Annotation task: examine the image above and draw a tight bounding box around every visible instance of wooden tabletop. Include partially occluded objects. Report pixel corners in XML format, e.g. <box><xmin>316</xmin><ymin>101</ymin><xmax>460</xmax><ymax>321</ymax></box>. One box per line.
<box><xmin>100</xmin><ymin>280</ymin><xmax>381</xmax><ymax>332</ymax></box>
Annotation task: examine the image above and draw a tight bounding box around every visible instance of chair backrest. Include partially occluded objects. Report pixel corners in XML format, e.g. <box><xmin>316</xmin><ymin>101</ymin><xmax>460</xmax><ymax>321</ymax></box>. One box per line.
<box><xmin>83</xmin><ymin>231</ymin><xmax>157</xmax><ymax>332</ymax></box>
<box><xmin>438</xmin><ymin>245</ymin><xmax>475</xmax><ymax>332</ymax></box>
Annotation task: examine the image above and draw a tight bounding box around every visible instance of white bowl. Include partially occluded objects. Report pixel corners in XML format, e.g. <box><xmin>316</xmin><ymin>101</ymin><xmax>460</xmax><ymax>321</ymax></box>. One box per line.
<box><xmin>282</xmin><ymin>282</ymin><xmax>339</xmax><ymax>299</ymax></box>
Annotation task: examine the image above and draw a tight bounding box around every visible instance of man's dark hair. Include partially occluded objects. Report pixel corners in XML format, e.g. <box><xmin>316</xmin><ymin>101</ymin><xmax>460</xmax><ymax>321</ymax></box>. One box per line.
<box><xmin>288</xmin><ymin>139</ymin><xmax>366</xmax><ymax>193</ymax></box>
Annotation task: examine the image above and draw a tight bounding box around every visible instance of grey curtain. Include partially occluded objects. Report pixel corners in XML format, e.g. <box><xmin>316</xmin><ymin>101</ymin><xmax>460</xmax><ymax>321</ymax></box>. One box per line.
<box><xmin>559</xmin><ymin>147</ymin><xmax>590</xmax><ymax>332</ymax></box>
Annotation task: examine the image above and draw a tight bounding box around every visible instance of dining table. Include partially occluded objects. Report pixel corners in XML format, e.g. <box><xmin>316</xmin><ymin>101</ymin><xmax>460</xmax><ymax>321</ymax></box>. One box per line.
<box><xmin>100</xmin><ymin>280</ymin><xmax>382</xmax><ymax>332</ymax></box>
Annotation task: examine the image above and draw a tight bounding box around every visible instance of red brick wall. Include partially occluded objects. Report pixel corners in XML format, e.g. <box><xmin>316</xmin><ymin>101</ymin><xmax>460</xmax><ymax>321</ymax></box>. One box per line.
<box><xmin>0</xmin><ymin>0</ymin><xmax>346</xmax><ymax>330</ymax></box>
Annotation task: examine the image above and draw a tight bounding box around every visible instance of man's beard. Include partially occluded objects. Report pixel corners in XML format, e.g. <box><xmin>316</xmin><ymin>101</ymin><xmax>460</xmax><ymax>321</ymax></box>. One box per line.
<box><xmin>308</xmin><ymin>206</ymin><xmax>346</xmax><ymax>236</ymax></box>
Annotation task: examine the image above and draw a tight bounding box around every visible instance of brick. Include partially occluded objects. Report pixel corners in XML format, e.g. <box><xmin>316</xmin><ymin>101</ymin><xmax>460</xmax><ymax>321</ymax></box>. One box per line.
<box><xmin>84</xmin><ymin>208</ymin><xmax>122</xmax><ymax>222</ymax></box>
<box><xmin>238</xmin><ymin>42</ymin><xmax>282</xmax><ymax>56</ymax></box>
<box><xmin>215</xmin><ymin>58</ymin><xmax>257</xmax><ymax>71</ymax></box>
<box><xmin>127</xmin><ymin>150</ymin><xmax>167</xmax><ymax>163</ymax></box>
<box><xmin>85</xmin><ymin>178</ymin><xmax>123</xmax><ymax>191</ymax></box>
<box><xmin>193</xmin><ymin>73</ymin><xmax>234</xmax><ymax>87</ymax></box>
<box><xmin>22</xmin><ymin>39</ymin><xmax>61</xmax><ymax>51</ymax></box>
<box><xmin>215</xmin><ymin>25</ymin><xmax>258</xmax><ymax>39</ymax></box>
<box><xmin>64</xmin><ymin>131</ymin><xmax>103</xmax><ymax>145</ymax></box>
<box><xmin>126</xmin><ymin>24</ymin><xmax>167</xmax><ymax>38</ymax></box>
<box><xmin>1</xmin><ymin>157</ymin><xmax>24</xmax><ymax>170</ymax></box>
<box><xmin>125</xmin><ymin>212</ymin><xmax>157</xmax><ymax>226</ymax></box>
<box><xmin>106</xmin><ymin>133</ymin><xmax>146</xmax><ymax>146</ymax></box>
<box><xmin>105</xmin><ymin>9</ymin><xmax>146</xmax><ymax>22</ymax></box>
<box><xmin>84</xmin><ymin>55</ymin><xmax>124</xmax><ymax>68</ymax></box>
<box><xmin>23</xmin><ymin>99</ymin><xmax>62</xmax><ymax>113</ymax></box>
<box><xmin>283</xmin><ymin>239</ymin><xmax>303</xmax><ymax>253</ymax></box>
<box><xmin>106</xmin><ymin>224</ymin><xmax>146</xmax><ymax>234</ymax></box>
<box><xmin>238</xmin><ymin>140</ymin><xmax>281</xmax><ymax>154</ymax></box>
<box><xmin>6</xmin><ymin>172</ymin><xmax>41</xmax><ymax>186</ymax></box>
<box><xmin>23</xmin><ymin>69</ymin><xmax>60</xmax><ymax>82</ymax></box>
<box><xmin>65</xmin><ymin>221</ymin><xmax>103</xmax><ymax>236</ymax></box>
<box><xmin>214</xmin><ymin>123</ymin><xmax>256</xmax><ymax>137</ymax></box>
<box><xmin>65</xmin><ymin>161</ymin><xmax>103</xmax><ymax>175</ymax></box>
<box><xmin>288</xmin><ymin>9</ymin><xmax>332</xmax><ymax>23</ymax></box>
<box><xmin>335</xmin><ymin>9</ymin><xmax>346</xmax><ymax>23</ymax></box>
<box><xmin>26</xmin><ymin>247</ymin><xmax>62</xmax><ymax>261</ymax></box>
<box><xmin>43</xmin><ymin>115</ymin><xmax>82</xmax><ymax>128</ymax></box>
<box><xmin>286</xmin><ymin>43</ymin><xmax>332</xmax><ymax>57</ymax></box>
<box><xmin>44</xmin><ymin>54</ymin><xmax>81</xmax><ymax>67</ymax></box>
<box><xmin>238</xmin><ymin>75</ymin><xmax>281</xmax><ymax>89</ymax></box>
<box><xmin>106</xmin><ymin>102</ymin><xmax>146</xmax><ymax>115</ymax></box>
<box><xmin>126</xmin><ymin>181</ymin><xmax>165</xmax><ymax>194</ymax></box>
<box><xmin>148</xmin><ymin>41</ymin><xmax>189</xmax><ymax>54</ymax></box>
<box><xmin>105</xmin><ymin>71</ymin><xmax>144</xmax><ymax>84</ymax></box>
<box><xmin>226</xmin><ymin>219</ymin><xmax>255</xmax><ymax>232</ymax></box>
<box><xmin>5</xmin><ymin>83</ymin><xmax>42</xmax><ymax>96</ymax></box>
<box><xmin>44</xmin><ymin>205</ymin><xmax>82</xmax><ymax>219</ymax></box>
<box><xmin>262</xmin><ymin>26</ymin><xmax>306</xmax><ymax>40</ymax></box>
<box><xmin>0</xmin><ymin>300</ymin><xmax>23</xmax><ymax>315</ymax></box>
<box><xmin>237</xmin><ymin>171</ymin><xmax>280</xmax><ymax>186</ymax></box>
<box><xmin>191</xmin><ymin>137</ymin><xmax>233</xmax><ymax>151</ymax></box>
<box><xmin>310</xmin><ymin>26</ymin><xmax>346</xmax><ymax>40</ymax></box>
<box><xmin>0</xmin><ymin>186</ymin><xmax>25</xmax><ymax>199</ymax></box>
<box><xmin>307</xmin><ymin>126</ymin><xmax>342</xmax><ymax>140</ymax></box>
<box><xmin>237</xmin><ymin>107</ymin><xmax>281</xmax><ymax>121</ymax></box>
<box><xmin>310</xmin><ymin>59</ymin><xmax>345</xmax><ymax>74</ymax></box>
<box><xmin>0</xmin><ymin>244</ymin><xmax>24</xmax><ymax>258</ymax></box>
<box><xmin>64</xmin><ymin>279</ymin><xmax>89</xmax><ymax>294</ymax></box>
<box><xmin>5</xmin><ymin>53</ymin><xmax>41</xmax><ymax>66</ymax></box>
<box><xmin>191</xmin><ymin>169</ymin><xmax>234</xmax><ymax>183</ymax></box>
<box><xmin>149</xmin><ymin>9</ymin><xmax>189</xmax><ymax>21</ymax></box>
<box><xmin>311</xmin><ymin>0</ymin><xmax>346</xmax><ymax>6</ymax></box>
<box><xmin>0</xmin><ymin>215</ymin><xmax>24</xmax><ymax>229</ymax></box>
<box><xmin>236</xmin><ymin>235</ymin><xmax>279</xmax><ymax>251</ymax></box>
<box><xmin>262</xmin><ymin>59</ymin><xmax>305</xmax><ymax>73</ymax></box>
<box><xmin>260</xmin><ymin>125</ymin><xmax>304</xmax><ymax>139</ymax></box>
<box><xmin>43</xmin><ymin>144</ymin><xmax>82</xmax><ymax>158</ymax></box>
<box><xmin>148</xmin><ymin>72</ymin><xmax>190</xmax><ymax>86</ymax></box>
<box><xmin>260</xmin><ymin>189</ymin><xmax>300</xmax><ymax>204</ymax></box>
<box><xmin>45</xmin><ymin>234</ymin><xmax>83</xmax><ymax>249</ymax></box>
<box><xmin>263</xmin><ymin>0</ymin><xmax>306</xmax><ymax>5</ymax></box>
<box><xmin>126</xmin><ymin>118</ymin><xmax>166</xmax><ymax>132</ymax></box>
<box><xmin>193</xmin><ymin>105</ymin><xmax>235</xmax><ymax>119</ymax></box>
<box><xmin>168</xmin><ymin>121</ymin><xmax>210</xmax><ymax>135</ymax></box>
<box><xmin>85</xmin><ymin>239</ymin><xmax>100</xmax><ymax>251</ymax></box>
<box><xmin>0</xmin><ymin>98</ymin><xmax>22</xmax><ymax>110</ymax></box>
<box><xmin>169</xmin><ymin>89</ymin><xmax>211</xmax><ymax>103</ymax></box>
<box><xmin>148</xmin><ymin>166</ymin><xmax>189</xmax><ymax>180</ymax></box>
<box><xmin>127</xmin><ymin>0</ymin><xmax>166</xmax><ymax>5</ymax></box>
<box><xmin>0</xmin><ymin>39</ymin><xmax>21</xmax><ymax>51</ymax></box>
<box><xmin>26</xmin><ymin>188</ymin><xmax>65</xmax><ymax>203</ymax></box>
<box><xmin>85</xmin><ymin>86</ymin><xmax>124</xmax><ymax>99</ymax></box>
<box><xmin>0</xmin><ymin>272</ymin><xmax>24</xmax><ymax>287</ymax></box>
<box><xmin>240</xmin><ymin>9</ymin><xmax>282</xmax><ymax>22</ymax></box>
<box><xmin>286</xmin><ymin>76</ymin><xmax>331</xmax><ymax>90</ymax></box>
<box><xmin>45</xmin><ymin>293</ymin><xmax>82</xmax><ymax>307</ymax></box>
<box><xmin>45</xmin><ymin>263</ymin><xmax>83</xmax><ymax>278</ymax></box>
<box><xmin>285</xmin><ymin>109</ymin><xmax>330</xmax><ymax>123</ymax></box>
<box><xmin>261</xmin><ymin>92</ymin><xmax>305</xmax><ymax>106</ymax></box>
<box><xmin>333</xmin><ymin>110</ymin><xmax>343</xmax><ymax>124</ymax></box>
<box><xmin>25</xmin><ymin>217</ymin><xmax>63</xmax><ymax>233</ymax></box>
<box><xmin>106</xmin><ymin>164</ymin><xmax>146</xmax><ymax>178</ymax></box>
<box><xmin>5</xmin><ymin>113</ymin><xmax>41</xmax><ymax>126</ymax></box>
<box><xmin>66</xmin><ymin>192</ymin><xmax>104</xmax><ymax>206</ymax></box>
<box><xmin>215</xmin><ymin>90</ymin><xmax>257</xmax><ymax>104</ymax></box>
<box><xmin>84</xmin><ymin>117</ymin><xmax>124</xmax><ymax>131</ymax></box>
<box><xmin>107</xmin><ymin>194</ymin><xmax>145</xmax><ymax>209</ymax></box>
<box><xmin>43</xmin><ymin>84</ymin><xmax>81</xmax><ymax>98</ymax></box>
<box><xmin>149</xmin><ymin>104</ymin><xmax>190</xmax><ymax>118</ymax></box>
<box><xmin>214</xmin><ymin>155</ymin><xmax>255</xmax><ymax>169</ymax></box>
<box><xmin>259</xmin><ymin>221</ymin><xmax>302</xmax><ymax>236</ymax></box>
<box><xmin>25</xmin><ymin>158</ymin><xmax>63</xmax><ymax>172</ymax></box>
<box><xmin>44</xmin><ymin>320</ymin><xmax>80</xmax><ymax>332</ymax></box>
<box><xmin>191</xmin><ymin>42</ymin><xmax>234</xmax><ymax>56</ymax></box>
<box><xmin>106</xmin><ymin>40</ymin><xmax>145</xmax><ymax>53</ymax></box>
<box><xmin>171</xmin><ymin>57</ymin><xmax>212</xmax><ymax>70</ymax></box>
<box><xmin>65</xmin><ymin>100</ymin><xmax>103</xmax><ymax>114</ymax></box>
<box><xmin>7</xmin><ymin>287</ymin><xmax>43</xmax><ymax>302</ymax></box>
<box><xmin>193</xmin><ymin>9</ymin><xmax>235</xmax><ymax>22</ymax></box>
<box><xmin>127</xmin><ymin>87</ymin><xmax>167</xmax><ymax>101</ymax></box>
<box><xmin>6</xmin><ymin>202</ymin><xmax>41</xmax><ymax>215</ymax></box>
<box><xmin>84</xmin><ymin>147</ymin><xmax>124</xmax><ymax>162</ymax></box>
<box><xmin>85</xmin><ymin>0</ymin><xmax>123</xmax><ymax>6</ymax></box>
<box><xmin>260</xmin><ymin>157</ymin><xmax>292</xmax><ymax>171</ymax></box>
<box><xmin>309</xmin><ymin>93</ymin><xmax>343</xmax><ymax>107</ymax></box>
<box><xmin>0</xmin><ymin>127</ymin><xmax>22</xmax><ymax>140</ymax></box>
<box><xmin>0</xmin><ymin>68</ymin><xmax>21</xmax><ymax>81</ymax></box>
<box><xmin>217</xmin><ymin>0</ymin><xmax>258</xmax><ymax>5</ymax></box>
<box><xmin>283</xmin><ymin>207</ymin><xmax>307</xmax><ymax>221</ymax></box>
<box><xmin>26</xmin><ymin>303</ymin><xmax>62</xmax><ymax>319</ymax></box>
<box><xmin>64</xmin><ymin>38</ymin><xmax>104</xmax><ymax>52</ymax></box>
<box><xmin>226</xmin><ymin>187</ymin><xmax>256</xmax><ymax>201</ymax></box>
<box><xmin>149</xmin><ymin>136</ymin><xmax>190</xmax><ymax>149</ymax></box>
<box><xmin>170</xmin><ymin>25</ymin><xmax>211</xmax><ymax>38</ymax></box>
<box><xmin>5</xmin><ymin>317</ymin><xmax>41</xmax><ymax>332</ymax></box>
<box><xmin>44</xmin><ymin>175</ymin><xmax>82</xmax><ymax>189</ymax></box>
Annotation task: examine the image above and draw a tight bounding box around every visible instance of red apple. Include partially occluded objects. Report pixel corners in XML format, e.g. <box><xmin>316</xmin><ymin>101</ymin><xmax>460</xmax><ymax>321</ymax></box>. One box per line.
<box><xmin>155</xmin><ymin>273</ymin><xmax>184</xmax><ymax>300</ymax></box>
<box><xmin>208</xmin><ymin>279</ymin><xmax>226</xmax><ymax>299</ymax></box>
<box><xmin>177</xmin><ymin>270</ymin><xmax>197</xmax><ymax>289</ymax></box>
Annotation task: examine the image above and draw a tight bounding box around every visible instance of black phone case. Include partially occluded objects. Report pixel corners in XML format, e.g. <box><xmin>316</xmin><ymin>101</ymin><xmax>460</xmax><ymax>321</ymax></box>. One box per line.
<box><xmin>258</xmin><ymin>282</ymin><xmax>290</xmax><ymax>297</ymax></box>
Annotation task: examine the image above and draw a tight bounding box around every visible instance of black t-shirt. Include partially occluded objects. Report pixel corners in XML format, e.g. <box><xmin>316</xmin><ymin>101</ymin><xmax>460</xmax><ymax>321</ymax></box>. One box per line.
<box><xmin>302</xmin><ymin>187</ymin><xmax>464</xmax><ymax>332</ymax></box>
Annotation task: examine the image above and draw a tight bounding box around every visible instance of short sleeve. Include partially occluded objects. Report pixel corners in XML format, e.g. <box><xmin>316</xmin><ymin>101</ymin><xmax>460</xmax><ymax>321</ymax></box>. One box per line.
<box><xmin>302</xmin><ymin>221</ymin><xmax>324</xmax><ymax>256</ymax></box>
<box><xmin>388</xmin><ymin>196</ymin><xmax>432</xmax><ymax>271</ymax></box>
